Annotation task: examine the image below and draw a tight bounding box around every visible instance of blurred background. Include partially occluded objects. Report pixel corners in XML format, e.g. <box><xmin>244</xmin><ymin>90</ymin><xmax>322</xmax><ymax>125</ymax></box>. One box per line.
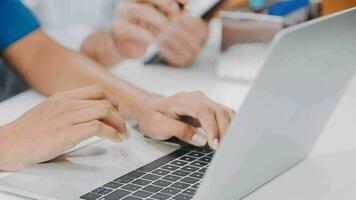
<box><xmin>20</xmin><ymin>0</ymin><xmax>356</xmax><ymax>83</ymax></box>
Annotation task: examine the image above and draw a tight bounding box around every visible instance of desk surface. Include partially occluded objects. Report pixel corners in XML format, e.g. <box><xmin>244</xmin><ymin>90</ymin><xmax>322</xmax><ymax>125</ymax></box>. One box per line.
<box><xmin>1</xmin><ymin>55</ymin><xmax>356</xmax><ymax>199</ymax></box>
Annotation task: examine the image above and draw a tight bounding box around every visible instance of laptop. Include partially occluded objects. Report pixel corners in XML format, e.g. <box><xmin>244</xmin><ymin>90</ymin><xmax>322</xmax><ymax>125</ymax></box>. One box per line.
<box><xmin>0</xmin><ymin>8</ymin><xmax>355</xmax><ymax>200</ymax></box>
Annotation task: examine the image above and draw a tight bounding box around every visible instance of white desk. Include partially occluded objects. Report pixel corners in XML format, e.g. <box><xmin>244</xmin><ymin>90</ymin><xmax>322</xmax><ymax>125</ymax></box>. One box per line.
<box><xmin>1</xmin><ymin>53</ymin><xmax>356</xmax><ymax>199</ymax></box>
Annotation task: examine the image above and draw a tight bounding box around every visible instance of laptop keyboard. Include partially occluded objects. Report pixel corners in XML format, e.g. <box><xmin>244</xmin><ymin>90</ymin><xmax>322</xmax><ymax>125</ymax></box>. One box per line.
<box><xmin>80</xmin><ymin>145</ymin><xmax>214</xmax><ymax>200</ymax></box>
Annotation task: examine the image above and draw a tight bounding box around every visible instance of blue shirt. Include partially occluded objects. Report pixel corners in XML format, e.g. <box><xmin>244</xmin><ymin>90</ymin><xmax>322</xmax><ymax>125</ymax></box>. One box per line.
<box><xmin>0</xmin><ymin>0</ymin><xmax>40</xmax><ymax>51</ymax></box>
<box><xmin>0</xmin><ymin>0</ymin><xmax>39</xmax><ymax>101</ymax></box>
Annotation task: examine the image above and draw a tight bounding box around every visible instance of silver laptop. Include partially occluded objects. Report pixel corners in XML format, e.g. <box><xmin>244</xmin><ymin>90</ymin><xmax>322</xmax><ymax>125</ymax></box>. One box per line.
<box><xmin>0</xmin><ymin>8</ymin><xmax>355</xmax><ymax>200</ymax></box>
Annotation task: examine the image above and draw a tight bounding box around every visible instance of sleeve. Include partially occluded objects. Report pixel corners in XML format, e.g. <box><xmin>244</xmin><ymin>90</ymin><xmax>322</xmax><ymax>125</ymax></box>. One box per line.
<box><xmin>0</xmin><ymin>0</ymin><xmax>41</xmax><ymax>51</ymax></box>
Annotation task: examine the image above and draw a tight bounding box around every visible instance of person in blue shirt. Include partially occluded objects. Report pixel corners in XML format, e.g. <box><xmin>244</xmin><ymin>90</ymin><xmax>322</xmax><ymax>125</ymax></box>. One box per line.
<box><xmin>0</xmin><ymin>0</ymin><xmax>234</xmax><ymax>171</ymax></box>
<box><xmin>0</xmin><ymin>0</ymin><xmax>40</xmax><ymax>101</ymax></box>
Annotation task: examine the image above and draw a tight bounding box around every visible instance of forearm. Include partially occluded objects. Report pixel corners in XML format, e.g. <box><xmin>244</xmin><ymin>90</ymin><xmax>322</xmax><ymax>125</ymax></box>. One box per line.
<box><xmin>3</xmin><ymin>30</ymin><xmax>157</xmax><ymax>120</ymax></box>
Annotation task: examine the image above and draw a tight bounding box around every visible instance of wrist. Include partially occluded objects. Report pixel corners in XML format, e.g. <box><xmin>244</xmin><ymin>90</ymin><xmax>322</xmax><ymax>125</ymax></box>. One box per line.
<box><xmin>119</xmin><ymin>91</ymin><xmax>164</xmax><ymax>122</ymax></box>
<box><xmin>81</xmin><ymin>31</ymin><xmax>126</xmax><ymax>67</ymax></box>
<box><xmin>0</xmin><ymin>124</ymin><xmax>25</xmax><ymax>171</ymax></box>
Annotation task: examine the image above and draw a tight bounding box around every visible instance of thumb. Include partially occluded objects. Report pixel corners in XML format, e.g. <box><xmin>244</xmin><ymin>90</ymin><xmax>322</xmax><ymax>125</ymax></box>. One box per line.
<box><xmin>160</xmin><ymin>116</ymin><xmax>207</xmax><ymax>147</ymax></box>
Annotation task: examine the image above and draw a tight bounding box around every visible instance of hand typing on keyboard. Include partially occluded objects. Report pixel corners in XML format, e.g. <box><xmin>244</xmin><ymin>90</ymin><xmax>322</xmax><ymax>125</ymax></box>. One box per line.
<box><xmin>0</xmin><ymin>85</ymin><xmax>127</xmax><ymax>171</ymax></box>
<box><xmin>136</xmin><ymin>91</ymin><xmax>235</xmax><ymax>150</ymax></box>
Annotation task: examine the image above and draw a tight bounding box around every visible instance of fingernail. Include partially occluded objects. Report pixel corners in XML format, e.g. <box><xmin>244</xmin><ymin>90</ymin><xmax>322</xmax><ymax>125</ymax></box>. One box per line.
<box><xmin>197</xmin><ymin>128</ymin><xmax>207</xmax><ymax>136</ymax></box>
<box><xmin>212</xmin><ymin>138</ymin><xmax>219</xmax><ymax>150</ymax></box>
<box><xmin>192</xmin><ymin>133</ymin><xmax>207</xmax><ymax>147</ymax></box>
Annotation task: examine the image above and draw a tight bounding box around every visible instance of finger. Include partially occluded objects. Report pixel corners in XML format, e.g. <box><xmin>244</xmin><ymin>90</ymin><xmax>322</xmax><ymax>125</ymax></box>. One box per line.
<box><xmin>113</xmin><ymin>19</ymin><xmax>155</xmax><ymax>45</ymax></box>
<box><xmin>180</xmin><ymin>16</ymin><xmax>209</xmax><ymax>45</ymax></box>
<box><xmin>159</xmin><ymin>98</ymin><xmax>221</xmax><ymax>148</ymax></box>
<box><xmin>159</xmin><ymin>32</ymin><xmax>193</xmax><ymax>66</ymax></box>
<box><xmin>54</xmin><ymin>85</ymin><xmax>119</xmax><ymax>109</ymax></box>
<box><xmin>216</xmin><ymin>103</ymin><xmax>236</xmax><ymax>120</ymax></box>
<box><xmin>173</xmin><ymin>123</ymin><xmax>208</xmax><ymax>147</ymax></box>
<box><xmin>70</xmin><ymin>100</ymin><xmax>117</xmax><ymax>112</ymax></box>
<box><xmin>167</xmin><ymin>18</ymin><xmax>202</xmax><ymax>55</ymax></box>
<box><xmin>212</xmin><ymin>107</ymin><xmax>231</xmax><ymax>139</ymax></box>
<box><xmin>69</xmin><ymin>107</ymin><xmax>128</xmax><ymax>138</ymax></box>
<box><xmin>224</xmin><ymin>106</ymin><xmax>236</xmax><ymax>120</ymax></box>
<box><xmin>160</xmin><ymin>43</ymin><xmax>186</xmax><ymax>67</ymax></box>
<box><xmin>135</xmin><ymin>0</ymin><xmax>180</xmax><ymax>17</ymax></box>
<box><xmin>71</xmin><ymin>120</ymin><xmax>123</xmax><ymax>144</ymax></box>
<box><xmin>161</xmin><ymin>16</ymin><xmax>205</xmax><ymax>58</ymax></box>
<box><xmin>196</xmin><ymin>108</ymin><xmax>220</xmax><ymax>149</ymax></box>
<box><xmin>120</xmin><ymin>3</ymin><xmax>169</xmax><ymax>35</ymax></box>
<box><xmin>142</xmin><ymin>113</ymin><xmax>207</xmax><ymax>147</ymax></box>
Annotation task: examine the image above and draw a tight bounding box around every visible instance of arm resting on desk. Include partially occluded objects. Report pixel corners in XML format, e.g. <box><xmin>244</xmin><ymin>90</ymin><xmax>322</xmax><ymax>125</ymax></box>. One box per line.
<box><xmin>2</xmin><ymin>30</ymin><xmax>155</xmax><ymax>120</ymax></box>
<box><xmin>2</xmin><ymin>29</ymin><xmax>235</xmax><ymax>151</ymax></box>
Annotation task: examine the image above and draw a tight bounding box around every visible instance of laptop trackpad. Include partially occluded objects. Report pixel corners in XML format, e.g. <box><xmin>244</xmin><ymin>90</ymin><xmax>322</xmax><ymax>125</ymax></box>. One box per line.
<box><xmin>0</xmin><ymin>129</ymin><xmax>178</xmax><ymax>200</ymax></box>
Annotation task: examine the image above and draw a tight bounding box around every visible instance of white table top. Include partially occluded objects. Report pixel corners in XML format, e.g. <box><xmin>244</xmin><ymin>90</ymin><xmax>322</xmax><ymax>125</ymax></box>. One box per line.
<box><xmin>1</xmin><ymin>50</ymin><xmax>356</xmax><ymax>199</ymax></box>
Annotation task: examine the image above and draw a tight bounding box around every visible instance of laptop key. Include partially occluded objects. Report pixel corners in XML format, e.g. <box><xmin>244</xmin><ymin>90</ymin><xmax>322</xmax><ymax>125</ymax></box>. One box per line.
<box><xmin>103</xmin><ymin>182</ymin><xmax>123</xmax><ymax>189</ymax></box>
<box><xmin>98</xmin><ymin>189</ymin><xmax>112</xmax><ymax>195</ymax></box>
<box><xmin>187</xmin><ymin>152</ymin><xmax>205</xmax><ymax>158</ymax></box>
<box><xmin>191</xmin><ymin>183</ymin><xmax>200</xmax><ymax>189</ymax></box>
<box><xmin>179</xmin><ymin>156</ymin><xmax>196</xmax><ymax>162</ymax></box>
<box><xmin>152</xmin><ymin>180</ymin><xmax>172</xmax><ymax>187</ymax></box>
<box><xmin>180</xmin><ymin>177</ymin><xmax>199</xmax><ymax>184</ymax></box>
<box><xmin>132</xmin><ymin>179</ymin><xmax>152</xmax><ymax>186</ymax></box>
<box><xmin>161</xmin><ymin>164</ymin><xmax>179</xmax><ymax>171</ymax></box>
<box><xmin>101</xmin><ymin>189</ymin><xmax>131</xmax><ymax>200</ymax></box>
<box><xmin>122</xmin><ymin>184</ymin><xmax>142</xmax><ymax>191</ymax></box>
<box><xmin>141</xmin><ymin>174</ymin><xmax>161</xmax><ymax>181</ymax></box>
<box><xmin>161</xmin><ymin>187</ymin><xmax>181</xmax><ymax>195</ymax></box>
<box><xmin>80</xmin><ymin>193</ymin><xmax>101</xmax><ymax>200</ymax></box>
<box><xmin>142</xmin><ymin>185</ymin><xmax>163</xmax><ymax>193</ymax></box>
<box><xmin>136</xmin><ymin>147</ymin><xmax>190</xmax><ymax>172</ymax></box>
<box><xmin>170</xmin><ymin>160</ymin><xmax>188</xmax><ymax>166</ymax></box>
<box><xmin>122</xmin><ymin>196</ymin><xmax>142</xmax><ymax>200</ymax></box>
<box><xmin>91</xmin><ymin>187</ymin><xmax>106</xmax><ymax>194</ymax></box>
<box><xmin>181</xmin><ymin>166</ymin><xmax>199</xmax><ymax>172</ymax></box>
<box><xmin>132</xmin><ymin>190</ymin><xmax>153</xmax><ymax>198</ymax></box>
<box><xmin>152</xmin><ymin>169</ymin><xmax>170</xmax><ymax>176</ymax></box>
<box><xmin>190</xmin><ymin>172</ymin><xmax>204</xmax><ymax>179</ymax></box>
<box><xmin>172</xmin><ymin>194</ymin><xmax>193</xmax><ymax>200</ymax></box>
<box><xmin>162</xmin><ymin>175</ymin><xmax>181</xmax><ymax>182</ymax></box>
<box><xmin>194</xmin><ymin>148</ymin><xmax>212</xmax><ymax>153</ymax></box>
<box><xmin>198</xmin><ymin>167</ymin><xmax>207</xmax><ymax>173</ymax></box>
<box><xmin>171</xmin><ymin>182</ymin><xmax>190</xmax><ymax>190</ymax></box>
<box><xmin>114</xmin><ymin>176</ymin><xmax>135</xmax><ymax>184</ymax></box>
<box><xmin>190</xmin><ymin>161</ymin><xmax>208</xmax><ymax>168</ymax></box>
<box><xmin>182</xmin><ymin>188</ymin><xmax>197</xmax><ymax>196</ymax></box>
<box><xmin>150</xmin><ymin>193</ymin><xmax>171</xmax><ymax>200</ymax></box>
<box><xmin>172</xmin><ymin>170</ymin><xmax>190</xmax><ymax>177</ymax></box>
<box><xmin>205</xmin><ymin>152</ymin><xmax>214</xmax><ymax>158</ymax></box>
<box><xmin>199</xmin><ymin>156</ymin><xmax>211</xmax><ymax>163</ymax></box>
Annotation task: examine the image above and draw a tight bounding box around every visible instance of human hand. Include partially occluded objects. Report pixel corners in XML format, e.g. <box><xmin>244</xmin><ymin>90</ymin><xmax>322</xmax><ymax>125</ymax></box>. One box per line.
<box><xmin>81</xmin><ymin>0</ymin><xmax>179</xmax><ymax>67</ymax></box>
<box><xmin>138</xmin><ymin>91</ymin><xmax>235</xmax><ymax>149</ymax></box>
<box><xmin>158</xmin><ymin>14</ymin><xmax>209</xmax><ymax>67</ymax></box>
<box><xmin>116</xmin><ymin>0</ymin><xmax>209</xmax><ymax>67</ymax></box>
<box><xmin>111</xmin><ymin>0</ymin><xmax>181</xmax><ymax>59</ymax></box>
<box><xmin>81</xmin><ymin>0</ymin><xmax>208</xmax><ymax>68</ymax></box>
<box><xmin>0</xmin><ymin>85</ymin><xmax>127</xmax><ymax>171</ymax></box>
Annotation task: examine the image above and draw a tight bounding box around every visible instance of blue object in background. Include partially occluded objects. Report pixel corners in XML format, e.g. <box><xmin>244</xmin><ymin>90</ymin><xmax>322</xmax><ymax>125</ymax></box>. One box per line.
<box><xmin>249</xmin><ymin>0</ymin><xmax>266</xmax><ymax>10</ymax></box>
<box><xmin>268</xmin><ymin>0</ymin><xmax>309</xmax><ymax>16</ymax></box>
